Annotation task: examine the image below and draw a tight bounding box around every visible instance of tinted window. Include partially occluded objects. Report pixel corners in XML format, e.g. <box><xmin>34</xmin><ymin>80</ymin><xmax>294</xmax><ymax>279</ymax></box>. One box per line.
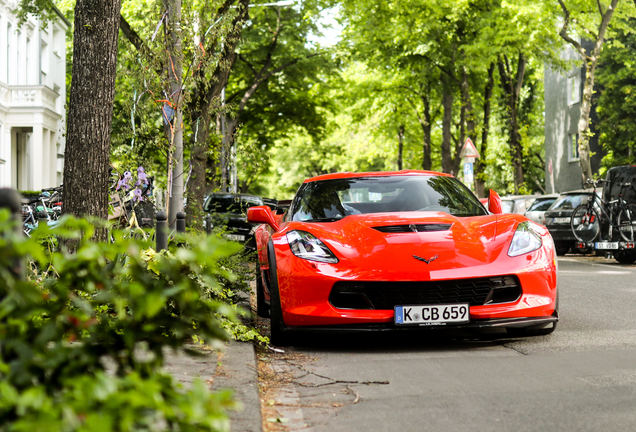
<box><xmin>604</xmin><ymin>166</ymin><xmax>636</xmax><ymax>204</ymax></box>
<box><xmin>551</xmin><ymin>194</ymin><xmax>589</xmax><ymax>210</ymax></box>
<box><xmin>289</xmin><ymin>175</ymin><xmax>487</xmax><ymax>222</ymax></box>
<box><xmin>204</xmin><ymin>196</ymin><xmax>262</xmax><ymax>214</ymax></box>
<box><xmin>527</xmin><ymin>198</ymin><xmax>556</xmax><ymax>212</ymax></box>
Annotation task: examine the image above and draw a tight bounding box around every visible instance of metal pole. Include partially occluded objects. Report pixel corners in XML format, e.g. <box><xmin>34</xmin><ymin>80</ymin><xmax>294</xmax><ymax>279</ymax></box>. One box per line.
<box><xmin>156</xmin><ymin>210</ymin><xmax>168</xmax><ymax>251</ymax></box>
<box><xmin>176</xmin><ymin>211</ymin><xmax>186</xmax><ymax>234</ymax></box>
<box><xmin>205</xmin><ymin>215</ymin><xmax>212</xmax><ymax>235</ymax></box>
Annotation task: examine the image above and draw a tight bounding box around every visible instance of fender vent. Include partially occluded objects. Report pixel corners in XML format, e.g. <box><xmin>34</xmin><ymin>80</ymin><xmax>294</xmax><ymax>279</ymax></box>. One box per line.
<box><xmin>372</xmin><ymin>224</ymin><xmax>452</xmax><ymax>233</ymax></box>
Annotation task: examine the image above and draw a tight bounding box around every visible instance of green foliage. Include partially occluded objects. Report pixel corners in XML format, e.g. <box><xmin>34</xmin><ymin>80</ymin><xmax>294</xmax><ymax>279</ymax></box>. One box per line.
<box><xmin>597</xmin><ymin>17</ymin><xmax>636</xmax><ymax>169</ymax></box>
<box><xmin>0</xmin><ymin>210</ymin><xmax>263</xmax><ymax>431</ymax></box>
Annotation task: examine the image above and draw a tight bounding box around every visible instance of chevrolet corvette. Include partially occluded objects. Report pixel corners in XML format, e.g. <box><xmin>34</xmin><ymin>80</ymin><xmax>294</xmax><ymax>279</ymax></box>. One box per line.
<box><xmin>248</xmin><ymin>171</ymin><xmax>558</xmax><ymax>345</ymax></box>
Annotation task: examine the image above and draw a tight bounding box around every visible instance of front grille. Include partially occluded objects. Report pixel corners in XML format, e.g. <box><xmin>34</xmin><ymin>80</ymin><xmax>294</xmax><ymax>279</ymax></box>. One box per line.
<box><xmin>329</xmin><ymin>276</ymin><xmax>521</xmax><ymax>310</ymax></box>
<box><xmin>372</xmin><ymin>224</ymin><xmax>452</xmax><ymax>233</ymax></box>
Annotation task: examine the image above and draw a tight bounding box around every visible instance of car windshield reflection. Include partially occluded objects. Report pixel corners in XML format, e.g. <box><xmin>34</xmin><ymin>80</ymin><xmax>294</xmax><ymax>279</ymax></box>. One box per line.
<box><xmin>290</xmin><ymin>175</ymin><xmax>487</xmax><ymax>222</ymax></box>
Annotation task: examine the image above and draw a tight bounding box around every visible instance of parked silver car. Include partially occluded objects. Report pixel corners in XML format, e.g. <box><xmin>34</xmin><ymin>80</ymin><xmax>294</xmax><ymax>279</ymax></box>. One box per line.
<box><xmin>524</xmin><ymin>193</ymin><xmax>560</xmax><ymax>225</ymax></box>
<box><xmin>500</xmin><ymin>195</ymin><xmax>538</xmax><ymax>215</ymax></box>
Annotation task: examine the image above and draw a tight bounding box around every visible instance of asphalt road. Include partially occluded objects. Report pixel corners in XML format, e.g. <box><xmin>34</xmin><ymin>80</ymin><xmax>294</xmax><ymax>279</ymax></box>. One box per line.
<box><xmin>263</xmin><ymin>256</ymin><xmax>636</xmax><ymax>432</ymax></box>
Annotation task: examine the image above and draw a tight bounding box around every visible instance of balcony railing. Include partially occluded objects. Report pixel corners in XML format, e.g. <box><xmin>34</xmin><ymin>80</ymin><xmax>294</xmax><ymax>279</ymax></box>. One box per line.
<box><xmin>1</xmin><ymin>85</ymin><xmax>60</xmax><ymax>113</ymax></box>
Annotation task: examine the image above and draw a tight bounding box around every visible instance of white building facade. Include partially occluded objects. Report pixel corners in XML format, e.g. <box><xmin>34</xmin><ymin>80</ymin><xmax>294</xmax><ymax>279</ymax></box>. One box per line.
<box><xmin>0</xmin><ymin>0</ymin><xmax>69</xmax><ymax>191</ymax></box>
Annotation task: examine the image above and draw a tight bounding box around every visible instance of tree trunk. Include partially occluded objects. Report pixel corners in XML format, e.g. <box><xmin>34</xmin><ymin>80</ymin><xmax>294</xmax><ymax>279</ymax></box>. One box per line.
<box><xmin>497</xmin><ymin>54</ymin><xmax>526</xmax><ymax>193</ymax></box>
<box><xmin>475</xmin><ymin>63</ymin><xmax>495</xmax><ymax>198</ymax></box>
<box><xmin>421</xmin><ymin>93</ymin><xmax>432</xmax><ymax>171</ymax></box>
<box><xmin>63</xmin><ymin>0</ymin><xmax>122</xmax><ymax>223</ymax></box>
<box><xmin>558</xmin><ymin>0</ymin><xmax>619</xmax><ymax>185</ymax></box>
<box><xmin>397</xmin><ymin>125</ymin><xmax>404</xmax><ymax>170</ymax></box>
<box><xmin>184</xmin><ymin>111</ymin><xmax>211</xmax><ymax>228</ymax></box>
<box><xmin>164</xmin><ymin>0</ymin><xmax>184</xmax><ymax>226</ymax></box>
<box><xmin>441</xmin><ymin>81</ymin><xmax>454</xmax><ymax>174</ymax></box>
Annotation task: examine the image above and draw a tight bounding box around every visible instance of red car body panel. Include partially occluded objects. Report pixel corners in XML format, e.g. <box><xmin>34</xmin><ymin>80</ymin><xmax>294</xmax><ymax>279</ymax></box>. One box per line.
<box><xmin>249</xmin><ymin>170</ymin><xmax>558</xmax><ymax>332</ymax></box>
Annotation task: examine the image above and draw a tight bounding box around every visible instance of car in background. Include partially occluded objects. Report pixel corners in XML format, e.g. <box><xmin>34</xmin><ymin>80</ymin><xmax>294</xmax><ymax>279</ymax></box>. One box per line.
<box><xmin>524</xmin><ymin>194</ymin><xmax>560</xmax><ymax>225</ymax></box>
<box><xmin>248</xmin><ymin>170</ymin><xmax>558</xmax><ymax>346</ymax></box>
<box><xmin>203</xmin><ymin>193</ymin><xmax>265</xmax><ymax>249</ymax></box>
<box><xmin>544</xmin><ymin>188</ymin><xmax>602</xmax><ymax>255</ymax></box>
<box><xmin>500</xmin><ymin>195</ymin><xmax>537</xmax><ymax>215</ymax></box>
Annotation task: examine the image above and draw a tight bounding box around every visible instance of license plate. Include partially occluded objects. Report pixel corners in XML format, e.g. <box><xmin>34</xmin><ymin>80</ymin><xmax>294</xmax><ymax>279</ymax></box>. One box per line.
<box><xmin>553</xmin><ymin>217</ymin><xmax>570</xmax><ymax>224</ymax></box>
<box><xmin>224</xmin><ymin>234</ymin><xmax>246</xmax><ymax>242</ymax></box>
<box><xmin>395</xmin><ymin>304</ymin><xmax>470</xmax><ymax>326</ymax></box>
<box><xmin>595</xmin><ymin>241</ymin><xmax>619</xmax><ymax>250</ymax></box>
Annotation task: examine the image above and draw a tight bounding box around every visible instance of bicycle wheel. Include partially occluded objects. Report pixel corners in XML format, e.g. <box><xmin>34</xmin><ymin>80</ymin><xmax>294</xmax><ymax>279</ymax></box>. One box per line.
<box><xmin>571</xmin><ymin>205</ymin><xmax>600</xmax><ymax>243</ymax></box>
<box><xmin>617</xmin><ymin>204</ymin><xmax>636</xmax><ymax>242</ymax></box>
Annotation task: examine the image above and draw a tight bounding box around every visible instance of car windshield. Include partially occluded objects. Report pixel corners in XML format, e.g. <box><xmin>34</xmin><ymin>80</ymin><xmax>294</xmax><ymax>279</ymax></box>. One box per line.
<box><xmin>204</xmin><ymin>196</ymin><xmax>261</xmax><ymax>214</ymax></box>
<box><xmin>501</xmin><ymin>201</ymin><xmax>515</xmax><ymax>213</ymax></box>
<box><xmin>289</xmin><ymin>175</ymin><xmax>487</xmax><ymax>222</ymax></box>
<box><xmin>551</xmin><ymin>194</ymin><xmax>589</xmax><ymax>211</ymax></box>
<box><xmin>527</xmin><ymin>199</ymin><xmax>556</xmax><ymax>212</ymax></box>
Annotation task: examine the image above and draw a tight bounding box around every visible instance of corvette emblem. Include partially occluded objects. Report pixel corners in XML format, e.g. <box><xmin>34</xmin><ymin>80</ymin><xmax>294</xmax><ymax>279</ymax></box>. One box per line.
<box><xmin>413</xmin><ymin>254</ymin><xmax>439</xmax><ymax>264</ymax></box>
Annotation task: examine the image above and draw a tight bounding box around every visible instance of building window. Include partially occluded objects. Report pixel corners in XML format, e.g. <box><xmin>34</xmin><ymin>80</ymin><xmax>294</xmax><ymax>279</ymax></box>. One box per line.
<box><xmin>568</xmin><ymin>74</ymin><xmax>580</xmax><ymax>106</ymax></box>
<box><xmin>569</xmin><ymin>134</ymin><xmax>580</xmax><ymax>162</ymax></box>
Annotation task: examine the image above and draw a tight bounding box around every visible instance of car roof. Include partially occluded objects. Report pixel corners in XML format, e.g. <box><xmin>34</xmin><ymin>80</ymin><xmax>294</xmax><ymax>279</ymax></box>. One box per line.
<box><xmin>558</xmin><ymin>188</ymin><xmax>601</xmax><ymax>195</ymax></box>
<box><xmin>205</xmin><ymin>193</ymin><xmax>262</xmax><ymax>200</ymax></box>
<box><xmin>305</xmin><ymin>170</ymin><xmax>453</xmax><ymax>183</ymax></box>
<box><xmin>501</xmin><ymin>195</ymin><xmax>537</xmax><ymax>200</ymax></box>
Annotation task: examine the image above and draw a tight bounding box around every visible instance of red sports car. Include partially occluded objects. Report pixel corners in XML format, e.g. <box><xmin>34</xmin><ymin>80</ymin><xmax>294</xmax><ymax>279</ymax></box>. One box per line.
<box><xmin>248</xmin><ymin>171</ymin><xmax>558</xmax><ymax>345</ymax></box>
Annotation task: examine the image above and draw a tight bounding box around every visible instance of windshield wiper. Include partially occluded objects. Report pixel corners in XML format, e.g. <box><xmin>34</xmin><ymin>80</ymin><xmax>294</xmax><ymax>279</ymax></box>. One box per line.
<box><xmin>307</xmin><ymin>217</ymin><xmax>344</xmax><ymax>222</ymax></box>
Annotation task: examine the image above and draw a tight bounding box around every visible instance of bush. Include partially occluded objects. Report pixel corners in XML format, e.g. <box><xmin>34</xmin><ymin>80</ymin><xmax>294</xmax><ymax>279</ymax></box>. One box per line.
<box><xmin>0</xmin><ymin>210</ymin><xmax>257</xmax><ymax>431</ymax></box>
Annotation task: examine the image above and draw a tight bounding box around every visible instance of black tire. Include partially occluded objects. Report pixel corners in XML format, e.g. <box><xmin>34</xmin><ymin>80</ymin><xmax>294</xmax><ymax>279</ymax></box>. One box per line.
<box><xmin>555</xmin><ymin>243</ymin><xmax>570</xmax><ymax>256</ymax></box>
<box><xmin>614</xmin><ymin>250</ymin><xmax>636</xmax><ymax>264</ymax></box>
<box><xmin>617</xmin><ymin>204</ymin><xmax>636</xmax><ymax>242</ymax></box>
<box><xmin>570</xmin><ymin>205</ymin><xmax>600</xmax><ymax>243</ymax></box>
<box><xmin>255</xmin><ymin>266</ymin><xmax>270</xmax><ymax>318</ymax></box>
<box><xmin>267</xmin><ymin>241</ymin><xmax>291</xmax><ymax>346</ymax></box>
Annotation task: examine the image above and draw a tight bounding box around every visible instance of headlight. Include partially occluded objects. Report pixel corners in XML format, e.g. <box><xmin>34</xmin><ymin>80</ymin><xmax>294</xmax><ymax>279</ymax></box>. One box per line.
<box><xmin>508</xmin><ymin>221</ymin><xmax>542</xmax><ymax>257</ymax></box>
<box><xmin>286</xmin><ymin>230</ymin><xmax>339</xmax><ymax>263</ymax></box>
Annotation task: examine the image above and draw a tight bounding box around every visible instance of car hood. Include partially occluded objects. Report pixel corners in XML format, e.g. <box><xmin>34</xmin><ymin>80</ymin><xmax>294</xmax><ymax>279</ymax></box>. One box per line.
<box><xmin>284</xmin><ymin>212</ymin><xmax>526</xmax><ymax>278</ymax></box>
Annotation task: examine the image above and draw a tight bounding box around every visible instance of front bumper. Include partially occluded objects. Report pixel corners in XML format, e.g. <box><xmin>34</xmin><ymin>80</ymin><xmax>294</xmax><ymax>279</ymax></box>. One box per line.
<box><xmin>279</xmin><ymin>315</ymin><xmax>558</xmax><ymax>334</ymax></box>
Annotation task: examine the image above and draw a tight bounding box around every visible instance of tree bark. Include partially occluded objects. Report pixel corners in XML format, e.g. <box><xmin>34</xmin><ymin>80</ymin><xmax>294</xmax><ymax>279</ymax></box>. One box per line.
<box><xmin>475</xmin><ymin>63</ymin><xmax>495</xmax><ymax>198</ymax></box>
<box><xmin>63</xmin><ymin>0</ymin><xmax>121</xmax><ymax>224</ymax></box>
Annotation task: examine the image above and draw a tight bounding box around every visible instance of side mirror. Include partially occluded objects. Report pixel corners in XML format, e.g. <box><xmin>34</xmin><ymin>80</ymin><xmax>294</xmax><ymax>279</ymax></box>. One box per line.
<box><xmin>488</xmin><ymin>189</ymin><xmax>503</xmax><ymax>214</ymax></box>
<box><xmin>247</xmin><ymin>206</ymin><xmax>280</xmax><ymax>231</ymax></box>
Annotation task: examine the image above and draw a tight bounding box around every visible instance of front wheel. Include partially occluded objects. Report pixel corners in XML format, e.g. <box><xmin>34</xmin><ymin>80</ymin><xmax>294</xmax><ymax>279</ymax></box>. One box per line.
<box><xmin>571</xmin><ymin>205</ymin><xmax>600</xmax><ymax>243</ymax></box>
<box><xmin>617</xmin><ymin>204</ymin><xmax>636</xmax><ymax>242</ymax></box>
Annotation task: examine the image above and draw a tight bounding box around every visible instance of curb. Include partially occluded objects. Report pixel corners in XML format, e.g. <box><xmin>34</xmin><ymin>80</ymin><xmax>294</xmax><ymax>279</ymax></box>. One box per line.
<box><xmin>163</xmin><ymin>340</ymin><xmax>262</xmax><ymax>432</ymax></box>
<box><xmin>213</xmin><ymin>340</ymin><xmax>263</xmax><ymax>432</ymax></box>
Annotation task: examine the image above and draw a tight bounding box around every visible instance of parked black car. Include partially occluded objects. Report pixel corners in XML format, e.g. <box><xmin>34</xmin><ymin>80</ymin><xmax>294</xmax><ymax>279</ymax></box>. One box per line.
<box><xmin>545</xmin><ymin>188</ymin><xmax>602</xmax><ymax>255</ymax></box>
<box><xmin>203</xmin><ymin>193</ymin><xmax>265</xmax><ymax>249</ymax></box>
<box><xmin>602</xmin><ymin>165</ymin><xmax>636</xmax><ymax>264</ymax></box>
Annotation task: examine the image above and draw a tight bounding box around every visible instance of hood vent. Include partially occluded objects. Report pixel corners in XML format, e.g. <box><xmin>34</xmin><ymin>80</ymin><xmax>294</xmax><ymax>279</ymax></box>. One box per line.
<box><xmin>372</xmin><ymin>223</ymin><xmax>452</xmax><ymax>233</ymax></box>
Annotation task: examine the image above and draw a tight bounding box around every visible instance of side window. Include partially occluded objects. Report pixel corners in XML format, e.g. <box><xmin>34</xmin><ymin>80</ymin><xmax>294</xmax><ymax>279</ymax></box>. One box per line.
<box><xmin>567</xmin><ymin>74</ymin><xmax>580</xmax><ymax>106</ymax></box>
<box><xmin>568</xmin><ymin>134</ymin><xmax>579</xmax><ymax>162</ymax></box>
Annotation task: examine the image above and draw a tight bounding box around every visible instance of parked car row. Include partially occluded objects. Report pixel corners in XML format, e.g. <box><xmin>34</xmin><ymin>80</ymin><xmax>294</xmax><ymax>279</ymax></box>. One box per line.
<box><xmin>502</xmin><ymin>165</ymin><xmax>636</xmax><ymax>259</ymax></box>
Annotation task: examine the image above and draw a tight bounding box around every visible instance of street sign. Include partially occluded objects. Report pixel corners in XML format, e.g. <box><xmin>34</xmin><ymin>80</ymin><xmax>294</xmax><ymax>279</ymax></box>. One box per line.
<box><xmin>464</xmin><ymin>161</ymin><xmax>474</xmax><ymax>185</ymax></box>
<box><xmin>459</xmin><ymin>138</ymin><xmax>480</xmax><ymax>159</ymax></box>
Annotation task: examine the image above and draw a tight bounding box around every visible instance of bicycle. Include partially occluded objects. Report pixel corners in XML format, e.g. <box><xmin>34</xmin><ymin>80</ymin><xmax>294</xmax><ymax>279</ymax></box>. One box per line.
<box><xmin>570</xmin><ymin>179</ymin><xmax>636</xmax><ymax>244</ymax></box>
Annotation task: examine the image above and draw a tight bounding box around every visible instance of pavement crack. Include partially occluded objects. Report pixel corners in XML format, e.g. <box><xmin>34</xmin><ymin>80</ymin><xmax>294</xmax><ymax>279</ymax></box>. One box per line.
<box><xmin>289</xmin><ymin>361</ymin><xmax>389</xmax><ymax>388</ymax></box>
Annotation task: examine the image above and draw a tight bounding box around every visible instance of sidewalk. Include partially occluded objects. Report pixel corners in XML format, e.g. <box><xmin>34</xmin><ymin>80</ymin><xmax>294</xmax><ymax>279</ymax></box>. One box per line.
<box><xmin>163</xmin><ymin>340</ymin><xmax>262</xmax><ymax>432</ymax></box>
